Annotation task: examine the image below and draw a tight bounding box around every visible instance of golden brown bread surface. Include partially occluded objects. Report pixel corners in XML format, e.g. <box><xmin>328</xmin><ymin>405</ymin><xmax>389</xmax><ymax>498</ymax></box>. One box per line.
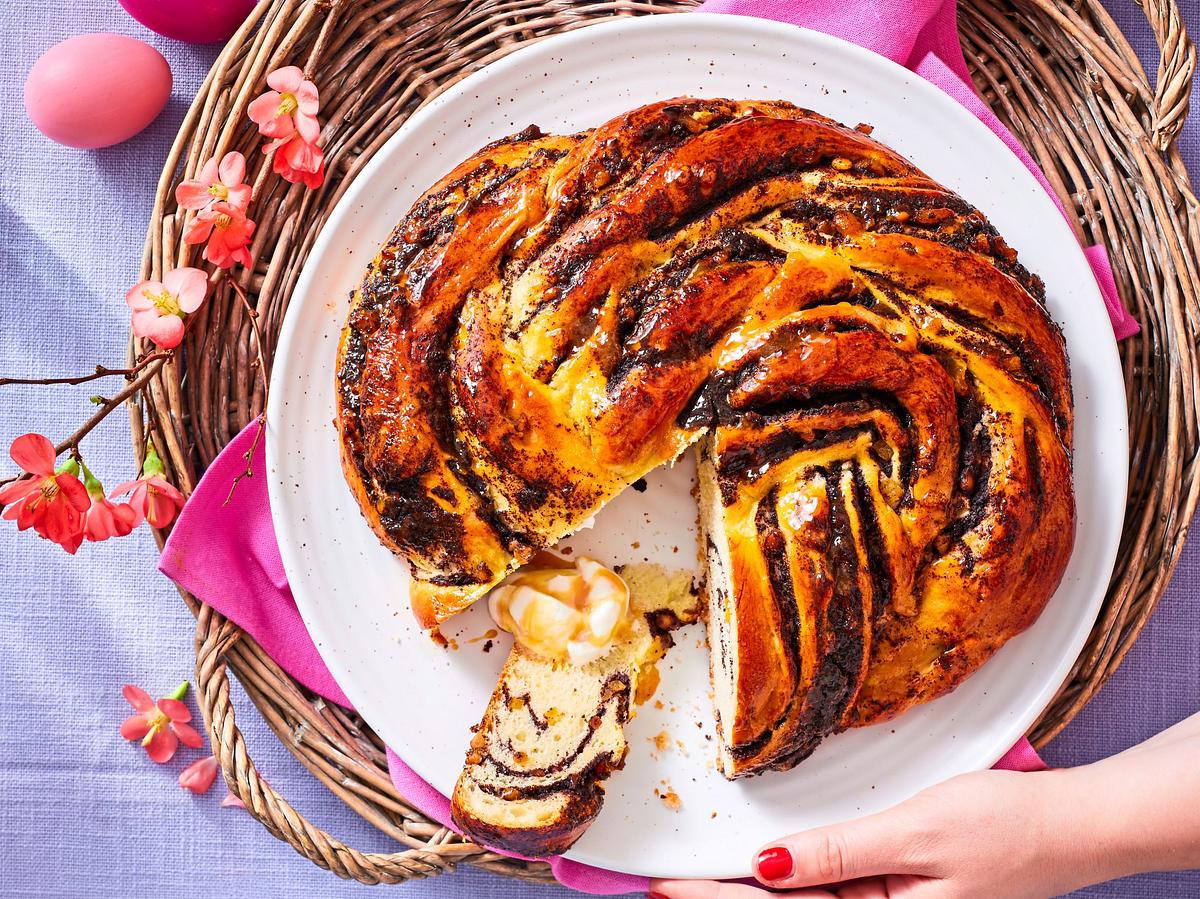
<box><xmin>336</xmin><ymin>98</ymin><xmax>1075</xmax><ymax>777</ymax></box>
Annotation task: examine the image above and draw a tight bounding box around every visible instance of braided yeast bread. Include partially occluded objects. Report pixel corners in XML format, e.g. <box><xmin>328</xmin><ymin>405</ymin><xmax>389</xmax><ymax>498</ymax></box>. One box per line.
<box><xmin>336</xmin><ymin>98</ymin><xmax>1074</xmax><ymax>780</ymax></box>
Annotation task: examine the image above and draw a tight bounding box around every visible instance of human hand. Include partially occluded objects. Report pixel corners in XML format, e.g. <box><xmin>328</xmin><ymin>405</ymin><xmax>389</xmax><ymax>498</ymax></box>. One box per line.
<box><xmin>650</xmin><ymin>713</ymin><xmax>1200</xmax><ymax>899</ymax></box>
<box><xmin>649</xmin><ymin>767</ymin><xmax>1102</xmax><ymax>899</ymax></box>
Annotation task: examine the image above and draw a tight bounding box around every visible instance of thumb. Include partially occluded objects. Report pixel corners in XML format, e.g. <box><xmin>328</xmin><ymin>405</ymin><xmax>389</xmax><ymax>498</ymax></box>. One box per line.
<box><xmin>753</xmin><ymin>808</ymin><xmax>927</xmax><ymax>889</ymax></box>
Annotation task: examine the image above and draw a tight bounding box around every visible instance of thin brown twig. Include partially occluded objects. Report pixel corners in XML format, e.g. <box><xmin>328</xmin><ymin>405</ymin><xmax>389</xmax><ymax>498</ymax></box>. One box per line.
<box><xmin>0</xmin><ymin>352</ymin><xmax>172</xmax><ymax>388</ymax></box>
<box><xmin>56</xmin><ymin>359</ymin><xmax>169</xmax><ymax>457</ymax></box>
<box><xmin>224</xmin><ymin>278</ymin><xmax>270</xmax><ymax>505</ymax></box>
<box><xmin>139</xmin><ymin>371</ymin><xmax>163</xmax><ymax>479</ymax></box>
<box><xmin>224</xmin><ymin>412</ymin><xmax>267</xmax><ymax>506</ymax></box>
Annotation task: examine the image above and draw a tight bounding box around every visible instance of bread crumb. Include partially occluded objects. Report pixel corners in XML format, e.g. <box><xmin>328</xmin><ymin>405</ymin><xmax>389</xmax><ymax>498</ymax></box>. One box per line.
<box><xmin>654</xmin><ymin>700</ymin><xmax>664</xmax><ymax>710</ymax></box>
<box><xmin>653</xmin><ymin>781</ymin><xmax>682</xmax><ymax>812</ymax></box>
<box><xmin>652</xmin><ymin>730</ymin><xmax>671</xmax><ymax>754</ymax></box>
<box><xmin>710</xmin><ymin>811</ymin><xmax>718</xmax><ymax>819</ymax></box>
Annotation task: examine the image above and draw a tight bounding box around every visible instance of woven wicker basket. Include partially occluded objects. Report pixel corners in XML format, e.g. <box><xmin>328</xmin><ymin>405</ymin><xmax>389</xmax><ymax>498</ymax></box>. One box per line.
<box><xmin>129</xmin><ymin>0</ymin><xmax>1200</xmax><ymax>885</ymax></box>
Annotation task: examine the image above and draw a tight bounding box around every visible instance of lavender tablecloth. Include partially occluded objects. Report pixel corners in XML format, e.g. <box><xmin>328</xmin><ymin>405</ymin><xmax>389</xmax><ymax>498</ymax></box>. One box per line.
<box><xmin>0</xmin><ymin>2</ymin><xmax>1196</xmax><ymax>897</ymax></box>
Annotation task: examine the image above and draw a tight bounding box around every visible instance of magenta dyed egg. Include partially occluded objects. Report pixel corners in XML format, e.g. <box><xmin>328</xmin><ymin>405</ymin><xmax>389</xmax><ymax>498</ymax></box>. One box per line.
<box><xmin>24</xmin><ymin>34</ymin><xmax>172</xmax><ymax>150</ymax></box>
<box><xmin>118</xmin><ymin>0</ymin><xmax>257</xmax><ymax>44</ymax></box>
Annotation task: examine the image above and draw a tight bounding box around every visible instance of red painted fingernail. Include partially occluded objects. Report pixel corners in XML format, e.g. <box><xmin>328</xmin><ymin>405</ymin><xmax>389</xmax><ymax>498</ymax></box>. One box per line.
<box><xmin>756</xmin><ymin>845</ymin><xmax>793</xmax><ymax>881</ymax></box>
<box><xmin>647</xmin><ymin>893</ymin><xmax>670</xmax><ymax>899</ymax></box>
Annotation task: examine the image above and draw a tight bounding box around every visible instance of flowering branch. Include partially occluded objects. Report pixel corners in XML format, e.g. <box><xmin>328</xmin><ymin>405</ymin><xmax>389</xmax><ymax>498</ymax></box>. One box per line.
<box><xmin>0</xmin><ymin>356</ymin><xmax>170</xmax><ymax>493</ymax></box>
<box><xmin>3</xmin><ymin>61</ymin><xmax>328</xmax><ymax>555</ymax></box>
<box><xmin>220</xmin><ymin>57</ymin><xmax>331</xmax><ymax>503</ymax></box>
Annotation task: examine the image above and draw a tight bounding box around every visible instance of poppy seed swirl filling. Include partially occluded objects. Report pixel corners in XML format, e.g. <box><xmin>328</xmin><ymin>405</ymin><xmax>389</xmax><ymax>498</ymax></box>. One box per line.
<box><xmin>336</xmin><ymin>98</ymin><xmax>1075</xmax><ymax>778</ymax></box>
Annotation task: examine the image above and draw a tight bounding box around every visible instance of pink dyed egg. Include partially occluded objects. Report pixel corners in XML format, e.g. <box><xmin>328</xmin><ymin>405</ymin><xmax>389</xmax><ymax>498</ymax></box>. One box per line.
<box><xmin>25</xmin><ymin>34</ymin><xmax>172</xmax><ymax>149</ymax></box>
<box><xmin>119</xmin><ymin>0</ymin><xmax>257</xmax><ymax>44</ymax></box>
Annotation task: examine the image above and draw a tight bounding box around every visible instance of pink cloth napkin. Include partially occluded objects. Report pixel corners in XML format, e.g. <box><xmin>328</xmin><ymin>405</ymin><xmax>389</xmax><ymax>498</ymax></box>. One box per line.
<box><xmin>160</xmin><ymin>0</ymin><xmax>1134</xmax><ymax>893</ymax></box>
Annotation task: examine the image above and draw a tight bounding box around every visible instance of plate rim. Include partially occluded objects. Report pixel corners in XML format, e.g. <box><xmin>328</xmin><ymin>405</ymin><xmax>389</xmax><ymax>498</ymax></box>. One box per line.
<box><xmin>267</xmin><ymin>12</ymin><xmax>1128</xmax><ymax>879</ymax></box>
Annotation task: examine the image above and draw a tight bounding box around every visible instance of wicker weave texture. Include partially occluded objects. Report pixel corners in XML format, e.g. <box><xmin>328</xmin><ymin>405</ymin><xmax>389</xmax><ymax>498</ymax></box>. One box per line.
<box><xmin>129</xmin><ymin>0</ymin><xmax>1200</xmax><ymax>885</ymax></box>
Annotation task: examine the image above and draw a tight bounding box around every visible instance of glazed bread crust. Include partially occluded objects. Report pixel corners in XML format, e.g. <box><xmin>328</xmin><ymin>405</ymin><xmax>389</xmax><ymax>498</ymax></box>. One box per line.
<box><xmin>336</xmin><ymin>98</ymin><xmax>1075</xmax><ymax>777</ymax></box>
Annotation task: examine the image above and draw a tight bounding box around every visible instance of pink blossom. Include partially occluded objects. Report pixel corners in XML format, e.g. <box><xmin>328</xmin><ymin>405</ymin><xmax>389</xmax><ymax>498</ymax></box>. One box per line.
<box><xmin>80</xmin><ymin>463</ymin><xmax>137</xmax><ymax>542</ymax></box>
<box><xmin>120</xmin><ymin>682</ymin><xmax>204</xmax><ymax>764</ymax></box>
<box><xmin>247</xmin><ymin>66</ymin><xmax>320</xmax><ymax>142</ymax></box>
<box><xmin>80</xmin><ymin>463</ymin><xmax>136</xmax><ymax>540</ymax></box>
<box><xmin>125</xmin><ymin>267</ymin><xmax>209</xmax><ymax>349</ymax></box>
<box><xmin>267</xmin><ymin>132</ymin><xmax>325</xmax><ymax>189</ymax></box>
<box><xmin>110</xmin><ymin>442</ymin><xmax>187</xmax><ymax>529</ymax></box>
<box><xmin>182</xmin><ymin>201</ymin><xmax>255</xmax><ymax>269</ymax></box>
<box><xmin>82</xmin><ymin>497</ymin><xmax>138</xmax><ymax>542</ymax></box>
<box><xmin>110</xmin><ymin>475</ymin><xmax>185</xmax><ymax>529</ymax></box>
<box><xmin>0</xmin><ymin>434</ymin><xmax>88</xmax><ymax>554</ymax></box>
<box><xmin>179</xmin><ymin>755</ymin><xmax>220</xmax><ymax>795</ymax></box>
<box><xmin>175</xmin><ymin>152</ymin><xmax>252</xmax><ymax>214</ymax></box>
<box><xmin>247</xmin><ymin>65</ymin><xmax>325</xmax><ymax>191</ymax></box>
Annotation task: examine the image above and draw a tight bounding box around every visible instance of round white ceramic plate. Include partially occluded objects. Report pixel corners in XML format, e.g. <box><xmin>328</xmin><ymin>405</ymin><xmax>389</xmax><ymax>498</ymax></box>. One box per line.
<box><xmin>267</xmin><ymin>14</ymin><xmax>1127</xmax><ymax>880</ymax></box>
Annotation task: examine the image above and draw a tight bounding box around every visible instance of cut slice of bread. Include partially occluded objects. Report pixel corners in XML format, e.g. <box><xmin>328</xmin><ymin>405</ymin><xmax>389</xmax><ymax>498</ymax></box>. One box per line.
<box><xmin>699</xmin><ymin>427</ymin><xmax>875</xmax><ymax>779</ymax></box>
<box><xmin>451</xmin><ymin>564</ymin><xmax>700</xmax><ymax>857</ymax></box>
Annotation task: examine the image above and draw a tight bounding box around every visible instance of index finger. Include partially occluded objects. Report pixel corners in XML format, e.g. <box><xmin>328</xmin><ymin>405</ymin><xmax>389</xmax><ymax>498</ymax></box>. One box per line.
<box><xmin>753</xmin><ymin>810</ymin><xmax>929</xmax><ymax>889</ymax></box>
